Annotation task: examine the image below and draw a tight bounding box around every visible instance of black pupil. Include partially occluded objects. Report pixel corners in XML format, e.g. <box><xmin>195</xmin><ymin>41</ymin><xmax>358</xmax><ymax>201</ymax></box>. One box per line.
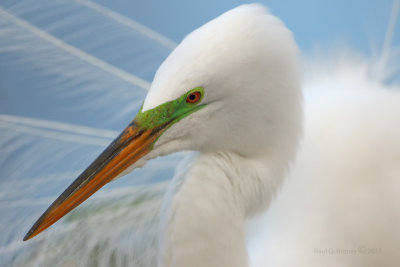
<box><xmin>189</xmin><ymin>94</ymin><xmax>197</xmax><ymax>101</ymax></box>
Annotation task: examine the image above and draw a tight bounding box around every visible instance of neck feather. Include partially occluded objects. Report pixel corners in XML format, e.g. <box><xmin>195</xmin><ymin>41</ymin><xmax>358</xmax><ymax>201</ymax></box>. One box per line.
<box><xmin>158</xmin><ymin>151</ymin><xmax>287</xmax><ymax>267</ymax></box>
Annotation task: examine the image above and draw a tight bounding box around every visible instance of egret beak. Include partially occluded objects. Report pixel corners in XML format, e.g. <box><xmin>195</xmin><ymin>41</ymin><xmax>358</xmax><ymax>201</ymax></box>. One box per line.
<box><xmin>23</xmin><ymin>119</ymin><xmax>171</xmax><ymax>241</ymax></box>
<box><xmin>24</xmin><ymin>87</ymin><xmax>205</xmax><ymax>241</ymax></box>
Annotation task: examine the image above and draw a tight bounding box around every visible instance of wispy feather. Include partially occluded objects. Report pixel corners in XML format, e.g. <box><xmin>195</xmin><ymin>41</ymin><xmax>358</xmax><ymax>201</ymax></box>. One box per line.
<box><xmin>0</xmin><ymin>1</ymin><xmax>181</xmax><ymax>265</ymax></box>
<box><xmin>0</xmin><ymin>1</ymin><xmax>399</xmax><ymax>266</ymax></box>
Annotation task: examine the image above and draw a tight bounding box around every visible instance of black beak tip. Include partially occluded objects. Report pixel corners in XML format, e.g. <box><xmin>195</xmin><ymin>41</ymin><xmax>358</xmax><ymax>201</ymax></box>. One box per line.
<box><xmin>23</xmin><ymin>232</ymin><xmax>31</xmax><ymax>241</ymax></box>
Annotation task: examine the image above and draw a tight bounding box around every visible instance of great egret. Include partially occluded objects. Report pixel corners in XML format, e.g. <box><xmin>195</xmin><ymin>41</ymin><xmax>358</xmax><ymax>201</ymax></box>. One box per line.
<box><xmin>23</xmin><ymin>4</ymin><xmax>400</xmax><ymax>267</ymax></box>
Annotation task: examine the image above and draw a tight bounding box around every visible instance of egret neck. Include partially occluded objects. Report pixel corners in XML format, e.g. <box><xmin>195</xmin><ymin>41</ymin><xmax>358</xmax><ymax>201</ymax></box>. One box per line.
<box><xmin>158</xmin><ymin>152</ymin><xmax>286</xmax><ymax>267</ymax></box>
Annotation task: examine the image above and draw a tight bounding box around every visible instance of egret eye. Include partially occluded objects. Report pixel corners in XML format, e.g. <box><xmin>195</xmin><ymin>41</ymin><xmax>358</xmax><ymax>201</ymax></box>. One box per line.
<box><xmin>186</xmin><ymin>91</ymin><xmax>202</xmax><ymax>104</ymax></box>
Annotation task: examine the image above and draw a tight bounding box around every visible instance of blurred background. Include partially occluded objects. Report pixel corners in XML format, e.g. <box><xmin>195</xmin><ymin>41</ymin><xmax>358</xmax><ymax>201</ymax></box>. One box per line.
<box><xmin>0</xmin><ymin>0</ymin><xmax>399</xmax><ymax>266</ymax></box>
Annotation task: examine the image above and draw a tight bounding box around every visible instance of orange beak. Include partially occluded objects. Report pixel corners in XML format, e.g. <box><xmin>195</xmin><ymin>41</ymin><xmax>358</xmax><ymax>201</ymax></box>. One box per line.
<box><xmin>23</xmin><ymin>119</ymin><xmax>170</xmax><ymax>241</ymax></box>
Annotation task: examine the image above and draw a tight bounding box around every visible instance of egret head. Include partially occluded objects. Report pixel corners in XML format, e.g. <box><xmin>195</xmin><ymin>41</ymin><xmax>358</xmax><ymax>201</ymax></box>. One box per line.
<box><xmin>144</xmin><ymin>4</ymin><xmax>302</xmax><ymax>158</ymax></box>
<box><xmin>24</xmin><ymin>4</ymin><xmax>302</xmax><ymax>241</ymax></box>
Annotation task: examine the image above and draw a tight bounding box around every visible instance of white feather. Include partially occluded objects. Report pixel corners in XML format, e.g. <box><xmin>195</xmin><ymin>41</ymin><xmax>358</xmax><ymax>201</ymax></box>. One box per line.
<box><xmin>1</xmin><ymin>2</ymin><xmax>399</xmax><ymax>267</ymax></box>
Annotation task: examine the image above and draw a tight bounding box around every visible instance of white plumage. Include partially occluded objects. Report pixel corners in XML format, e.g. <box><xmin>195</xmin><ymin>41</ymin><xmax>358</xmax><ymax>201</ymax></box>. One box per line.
<box><xmin>140</xmin><ymin>5</ymin><xmax>400</xmax><ymax>266</ymax></box>
<box><xmin>13</xmin><ymin>3</ymin><xmax>400</xmax><ymax>267</ymax></box>
<box><xmin>141</xmin><ymin>5</ymin><xmax>302</xmax><ymax>266</ymax></box>
<box><xmin>248</xmin><ymin>71</ymin><xmax>400</xmax><ymax>267</ymax></box>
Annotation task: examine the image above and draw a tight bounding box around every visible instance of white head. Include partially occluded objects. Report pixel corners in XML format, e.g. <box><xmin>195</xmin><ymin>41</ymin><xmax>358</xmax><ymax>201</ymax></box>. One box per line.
<box><xmin>24</xmin><ymin>4</ymin><xmax>302</xmax><ymax>241</ymax></box>
<box><xmin>145</xmin><ymin>4</ymin><xmax>302</xmax><ymax>161</ymax></box>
